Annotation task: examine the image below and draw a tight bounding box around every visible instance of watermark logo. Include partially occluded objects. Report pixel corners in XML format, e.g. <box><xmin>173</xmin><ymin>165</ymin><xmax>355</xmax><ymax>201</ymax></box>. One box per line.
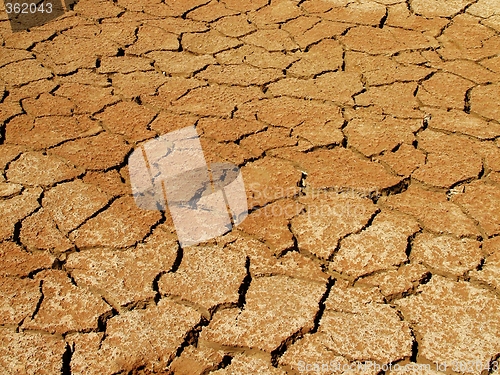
<box><xmin>3</xmin><ymin>0</ymin><xmax>77</xmax><ymax>32</ymax></box>
<box><xmin>128</xmin><ymin>126</ymin><xmax>248</xmax><ymax>248</ymax></box>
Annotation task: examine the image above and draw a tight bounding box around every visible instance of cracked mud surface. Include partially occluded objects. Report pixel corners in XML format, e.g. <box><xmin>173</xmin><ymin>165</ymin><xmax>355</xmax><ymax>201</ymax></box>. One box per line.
<box><xmin>1</xmin><ymin>0</ymin><xmax>500</xmax><ymax>374</ymax></box>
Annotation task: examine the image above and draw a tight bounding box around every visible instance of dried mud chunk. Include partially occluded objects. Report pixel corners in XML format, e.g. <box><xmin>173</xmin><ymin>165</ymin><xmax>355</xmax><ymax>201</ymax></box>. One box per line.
<box><xmin>0</xmin><ymin>47</ymin><xmax>33</xmax><ymax>68</ymax></box>
<box><xmin>379</xmin><ymin>144</ymin><xmax>426</xmax><ymax>177</ymax></box>
<box><xmin>293</xmin><ymin>121</ymin><xmax>344</xmax><ymax>148</ymax></box>
<box><xmin>291</xmin><ymin>191</ymin><xmax>378</xmax><ymax>260</ymax></box>
<box><xmin>0</xmin><ymin>241</ymin><xmax>54</xmax><ymax>277</ymax></box>
<box><xmin>213</xmin><ymin>15</ymin><xmax>256</xmax><ymax>37</ymax></box>
<box><xmin>201</xmin><ymin>275</ymin><xmax>326</xmax><ymax>352</ymax></box>
<box><xmin>148</xmin><ymin>51</ymin><xmax>216</xmax><ymax>76</ymax></box>
<box><xmin>412</xmin><ymin>130</ymin><xmax>483</xmax><ymax>188</ymax></box>
<box><xmin>183</xmin><ymin>30</ymin><xmax>241</xmax><ymax>54</ymax></box>
<box><xmin>0</xmin><ymin>277</ymin><xmax>40</xmax><ymax>325</ymax></box>
<box><xmin>70</xmin><ymin>196</ymin><xmax>162</xmax><ymax>249</ymax></box>
<box><xmin>67</xmin><ymin>332</ymin><xmax>105</xmax><ymax>375</ymax></box>
<box><xmin>397</xmin><ymin>276</ymin><xmax>500</xmax><ymax>367</ymax></box>
<box><xmin>295</xmin><ymin>148</ymin><xmax>402</xmax><ymax>192</ymax></box>
<box><xmin>126</xmin><ymin>25</ymin><xmax>179</xmax><ymax>55</ymax></box>
<box><xmin>97</xmin><ymin>56</ymin><xmax>154</xmax><ymax>73</ymax></box>
<box><xmin>227</xmin><ymin>236</ymin><xmax>328</xmax><ymax>282</ymax></box>
<box><xmin>49</xmin><ymin>132</ymin><xmax>132</xmax><ymax>171</ymax></box>
<box><xmin>20</xmin><ymin>209</ymin><xmax>73</xmax><ymax>252</ymax></box>
<box><xmin>111</xmin><ymin>71</ymin><xmax>168</xmax><ymax>98</ymax></box>
<box><xmin>168</xmin><ymin>346</ymin><xmax>225</xmax><ymax>375</ymax></box>
<box><xmin>268</xmin><ymin>72</ymin><xmax>363</xmax><ymax>105</ymax></box>
<box><xmin>279</xmin><ymin>333</ymin><xmax>350</xmax><ymax>374</ymax></box>
<box><xmin>212</xmin><ymin>355</ymin><xmax>286</xmax><ymax>375</ymax></box>
<box><xmin>331</xmin><ymin>211</ymin><xmax>420</xmax><ymax>278</ymax></box>
<box><xmin>241</xmin><ymin>156</ymin><xmax>302</xmax><ymax>209</ymax></box>
<box><xmin>250</xmin><ymin>0</ymin><xmax>301</xmax><ymax>26</ymax></box>
<box><xmin>67</xmin><ymin>230</ymin><xmax>178</xmax><ymax>307</ymax></box>
<box><xmin>345</xmin><ymin>117</ymin><xmax>419</xmax><ymax>157</ymax></box>
<box><xmin>187</xmin><ymin>1</ymin><xmax>239</xmax><ymax>22</ymax></box>
<box><xmin>411</xmin><ymin>233</ymin><xmax>482</xmax><ymax>276</ymax></box>
<box><xmin>95</xmin><ymin>101</ymin><xmax>157</xmax><ymax>142</ymax></box>
<box><xmin>319</xmin><ymin>283</ymin><xmax>413</xmax><ymax>363</ymax></box>
<box><xmin>22</xmin><ymin>93</ymin><xmax>74</xmax><ymax>117</ymax></box>
<box><xmin>470</xmin><ymin>237</ymin><xmax>500</xmax><ymax>291</ymax></box>
<box><xmin>242</xmin><ymin>28</ymin><xmax>298</xmax><ymax>52</ymax></box>
<box><xmin>0</xmin><ymin>182</ymin><xmax>22</xmax><ymax>198</ymax></box>
<box><xmin>417</xmin><ymin>72</ymin><xmax>474</xmax><ymax>109</ymax></box>
<box><xmin>381</xmin><ymin>186</ymin><xmax>479</xmax><ymax>237</ymax></box>
<box><xmin>5</xmin><ymin>115</ymin><xmax>102</xmax><ymax>150</ymax></box>
<box><xmin>411</xmin><ymin>0</ymin><xmax>476</xmax><ymax>18</ymax></box>
<box><xmin>43</xmin><ymin>180</ymin><xmax>111</xmax><ymax>234</ymax></box>
<box><xmin>238</xmin><ymin>199</ymin><xmax>303</xmax><ymax>253</ymax></box>
<box><xmin>22</xmin><ymin>270</ymin><xmax>112</xmax><ymax>335</ymax></box>
<box><xmin>159</xmin><ymin>244</ymin><xmax>246</xmax><ymax>311</ymax></box>
<box><xmin>452</xmin><ymin>181</ymin><xmax>500</xmax><ymax>236</ymax></box>
<box><xmin>197</xmin><ymin>117</ymin><xmax>266</xmax><ymax>142</ymax></box>
<box><xmin>222</xmin><ymin>0</ymin><xmax>268</xmax><ymax>12</ymax></box>
<box><xmin>0</xmin><ymin>188</ymin><xmax>42</xmax><ymax>241</ymax></box>
<box><xmin>342</xmin><ymin>26</ymin><xmax>436</xmax><ymax>54</ymax></box>
<box><xmin>99</xmin><ymin>299</ymin><xmax>201</xmax><ymax>373</ymax></box>
<box><xmin>322</xmin><ymin>1</ymin><xmax>387</xmax><ymax>26</ymax></box>
<box><xmin>196</xmin><ymin>64</ymin><xmax>284</xmax><ymax>86</ymax></box>
<box><xmin>55</xmin><ymin>84</ymin><xmax>118</xmax><ymax>114</ymax></box>
<box><xmin>0</xmin><ymin>328</ymin><xmax>66</xmax><ymax>375</ymax></box>
<box><xmin>171</xmin><ymin>84</ymin><xmax>264</xmax><ymax>117</ymax></box>
<box><xmin>359</xmin><ymin>263</ymin><xmax>429</xmax><ymax>297</ymax></box>
<box><xmin>427</xmin><ymin>109</ymin><xmax>500</xmax><ymax>140</ymax></box>
<box><xmin>386</xmin><ymin>3</ymin><xmax>449</xmax><ymax>36</ymax></box>
<box><xmin>0</xmin><ymin>60</ymin><xmax>52</xmax><ymax>86</ymax></box>
<box><xmin>355</xmin><ymin>82</ymin><xmax>421</xmax><ymax>118</ymax></box>
<box><xmin>163</xmin><ymin>0</ymin><xmax>211</xmax><ymax>16</ymax></box>
<box><xmin>240</xmin><ymin>127</ymin><xmax>298</xmax><ymax>158</ymax></box>
<box><xmin>73</xmin><ymin>0</ymin><xmax>123</xmax><ymax>19</ymax></box>
<box><xmin>470</xmin><ymin>83</ymin><xmax>500</xmax><ymax>122</ymax></box>
<box><xmin>288</xmin><ymin>39</ymin><xmax>344</xmax><ymax>78</ymax></box>
<box><xmin>82</xmin><ymin>170</ymin><xmax>129</xmax><ymax>197</ymax></box>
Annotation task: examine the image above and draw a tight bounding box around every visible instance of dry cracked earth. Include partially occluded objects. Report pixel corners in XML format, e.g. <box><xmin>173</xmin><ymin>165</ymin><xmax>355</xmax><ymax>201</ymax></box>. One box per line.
<box><xmin>1</xmin><ymin>0</ymin><xmax>500</xmax><ymax>374</ymax></box>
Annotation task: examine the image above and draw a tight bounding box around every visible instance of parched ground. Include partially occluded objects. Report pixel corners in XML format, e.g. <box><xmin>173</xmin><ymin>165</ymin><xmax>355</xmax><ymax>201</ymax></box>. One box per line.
<box><xmin>1</xmin><ymin>0</ymin><xmax>500</xmax><ymax>374</ymax></box>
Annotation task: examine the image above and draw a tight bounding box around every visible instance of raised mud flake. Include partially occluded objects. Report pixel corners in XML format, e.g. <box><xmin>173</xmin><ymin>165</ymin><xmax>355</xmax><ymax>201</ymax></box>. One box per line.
<box><xmin>49</xmin><ymin>132</ymin><xmax>132</xmax><ymax>171</ymax></box>
<box><xmin>22</xmin><ymin>270</ymin><xmax>112</xmax><ymax>335</ymax></box>
<box><xmin>97</xmin><ymin>55</ymin><xmax>154</xmax><ymax>74</ymax></box>
<box><xmin>201</xmin><ymin>275</ymin><xmax>326</xmax><ymax>352</ymax></box>
<box><xmin>213</xmin><ymin>14</ymin><xmax>256</xmax><ymax>38</ymax></box>
<box><xmin>238</xmin><ymin>199</ymin><xmax>303</xmax><ymax>253</ymax></box>
<box><xmin>42</xmin><ymin>180</ymin><xmax>111</xmax><ymax>234</ymax></box>
<box><xmin>21</xmin><ymin>92</ymin><xmax>74</xmax><ymax>117</ymax></box>
<box><xmin>249</xmin><ymin>0</ymin><xmax>302</xmax><ymax>26</ymax></box>
<box><xmin>187</xmin><ymin>0</ymin><xmax>239</xmax><ymax>22</ymax></box>
<box><xmin>227</xmin><ymin>236</ymin><xmax>329</xmax><ymax>282</ymax></box>
<box><xmin>240</xmin><ymin>127</ymin><xmax>298</xmax><ymax>158</ymax></box>
<box><xmin>196</xmin><ymin>64</ymin><xmax>284</xmax><ymax>86</ymax></box>
<box><xmin>142</xmin><ymin>78</ymin><xmax>206</xmax><ymax>111</ymax></box>
<box><xmin>20</xmin><ymin>208</ymin><xmax>73</xmax><ymax>253</ymax></box>
<box><xmin>241</xmin><ymin>28</ymin><xmax>298</xmax><ymax>52</ymax></box>
<box><xmin>331</xmin><ymin>211</ymin><xmax>420</xmax><ymax>278</ymax></box>
<box><xmin>126</xmin><ymin>25</ymin><xmax>179</xmax><ymax>55</ymax></box>
<box><xmin>417</xmin><ymin>72</ymin><xmax>474</xmax><ymax>109</ymax></box>
<box><xmin>69</xmin><ymin>196</ymin><xmax>162</xmax><ymax>249</ymax></box>
<box><xmin>168</xmin><ymin>345</ymin><xmax>225</xmax><ymax>375</ymax></box>
<box><xmin>470</xmin><ymin>237</ymin><xmax>500</xmax><ymax>291</ymax></box>
<box><xmin>319</xmin><ymin>281</ymin><xmax>413</xmax><ymax>364</ymax></box>
<box><xmin>147</xmin><ymin>51</ymin><xmax>216</xmax><ymax>77</ymax></box>
<box><xmin>54</xmin><ymin>83</ymin><xmax>118</xmax><ymax>114</ymax></box>
<box><xmin>397</xmin><ymin>276</ymin><xmax>500</xmax><ymax>368</ymax></box>
<box><xmin>0</xmin><ymin>47</ymin><xmax>34</xmax><ymax>68</ymax></box>
<box><xmin>82</xmin><ymin>170</ymin><xmax>130</xmax><ymax>197</ymax></box>
<box><xmin>379</xmin><ymin>143</ymin><xmax>426</xmax><ymax>177</ymax></box>
<box><xmin>322</xmin><ymin>1</ymin><xmax>387</xmax><ymax>26</ymax></box>
<box><xmin>411</xmin><ymin>0</ymin><xmax>476</xmax><ymax>18</ymax></box>
<box><xmin>171</xmin><ymin>84</ymin><xmax>264</xmax><ymax>117</ymax></box>
<box><xmin>0</xmin><ymin>182</ymin><xmax>23</xmax><ymax>198</ymax></box>
<box><xmin>0</xmin><ymin>327</ymin><xmax>66</xmax><ymax>375</ymax></box>
<box><xmin>183</xmin><ymin>30</ymin><xmax>241</xmax><ymax>55</ymax></box>
<box><xmin>212</xmin><ymin>354</ymin><xmax>287</xmax><ymax>375</ymax></box>
<box><xmin>0</xmin><ymin>277</ymin><xmax>40</xmax><ymax>325</ymax></box>
<box><xmin>291</xmin><ymin>191</ymin><xmax>378</xmax><ymax>260</ymax></box>
<box><xmin>95</xmin><ymin>300</ymin><xmax>201</xmax><ymax>374</ymax></box>
<box><xmin>294</xmin><ymin>148</ymin><xmax>402</xmax><ymax>192</ymax></box>
<box><xmin>221</xmin><ymin>0</ymin><xmax>268</xmax><ymax>12</ymax></box>
<box><xmin>288</xmin><ymin>39</ymin><xmax>344</xmax><ymax>78</ymax></box>
<box><xmin>111</xmin><ymin>71</ymin><xmax>169</xmax><ymax>99</ymax></box>
<box><xmin>411</xmin><ymin>233</ymin><xmax>482</xmax><ymax>276</ymax></box>
<box><xmin>0</xmin><ymin>60</ymin><xmax>52</xmax><ymax>87</ymax></box>
<box><xmin>427</xmin><ymin>109</ymin><xmax>500</xmax><ymax>140</ymax></box>
<box><xmin>197</xmin><ymin>117</ymin><xmax>266</xmax><ymax>143</ymax></box>
<box><xmin>159</xmin><ymin>244</ymin><xmax>246</xmax><ymax>311</ymax></box>
<box><xmin>381</xmin><ymin>186</ymin><xmax>479</xmax><ymax>237</ymax></box>
<box><xmin>241</xmin><ymin>156</ymin><xmax>302</xmax><ymax>209</ymax></box>
<box><xmin>67</xmin><ymin>228</ymin><xmax>178</xmax><ymax>307</ymax></box>
<box><xmin>268</xmin><ymin>72</ymin><xmax>363</xmax><ymax>105</ymax></box>
<box><xmin>470</xmin><ymin>83</ymin><xmax>500</xmax><ymax>122</ymax></box>
<box><xmin>217</xmin><ymin>44</ymin><xmax>298</xmax><ymax>69</ymax></box>
<box><xmin>345</xmin><ymin>117</ymin><xmax>420</xmax><ymax>157</ymax></box>
<box><xmin>386</xmin><ymin>3</ymin><xmax>449</xmax><ymax>36</ymax></box>
<box><xmin>0</xmin><ymin>188</ymin><xmax>42</xmax><ymax>242</ymax></box>
<box><xmin>0</xmin><ymin>241</ymin><xmax>54</xmax><ymax>277</ymax></box>
<box><xmin>95</xmin><ymin>101</ymin><xmax>157</xmax><ymax>143</ymax></box>
<box><xmin>359</xmin><ymin>263</ymin><xmax>429</xmax><ymax>297</ymax></box>
<box><xmin>412</xmin><ymin>130</ymin><xmax>483</xmax><ymax>188</ymax></box>
<box><xmin>452</xmin><ymin>181</ymin><xmax>500</xmax><ymax>237</ymax></box>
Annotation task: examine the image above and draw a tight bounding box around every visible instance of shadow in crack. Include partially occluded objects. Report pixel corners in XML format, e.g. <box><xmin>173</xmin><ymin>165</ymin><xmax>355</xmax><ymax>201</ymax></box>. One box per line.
<box><xmin>3</xmin><ymin>0</ymin><xmax>79</xmax><ymax>32</ymax></box>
